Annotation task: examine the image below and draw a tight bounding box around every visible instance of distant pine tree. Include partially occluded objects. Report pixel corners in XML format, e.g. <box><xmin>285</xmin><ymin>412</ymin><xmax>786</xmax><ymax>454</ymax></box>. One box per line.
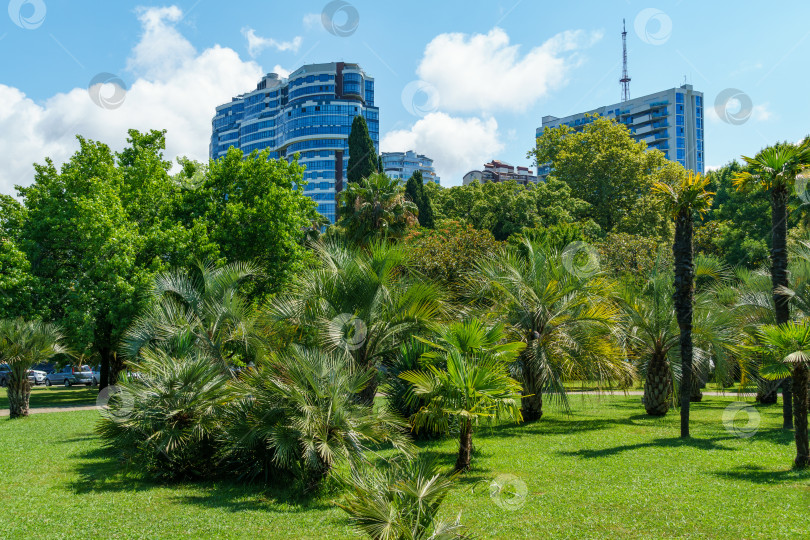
<box><xmin>347</xmin><ymin>116</ymin><xmax>378</xmax><ymax>183</ymax></box>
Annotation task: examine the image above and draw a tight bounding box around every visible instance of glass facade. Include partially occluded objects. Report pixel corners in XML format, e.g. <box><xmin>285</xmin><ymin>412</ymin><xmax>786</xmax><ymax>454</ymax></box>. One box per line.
<box><xmin>537</xmin><ymin>84</ymin><xmax>704</xmax><ymax>179</ymax></box>
<box><xmin>210</xmin><ymin>62</ymin><xmax>379</xmax><ymax>223</ymax></box>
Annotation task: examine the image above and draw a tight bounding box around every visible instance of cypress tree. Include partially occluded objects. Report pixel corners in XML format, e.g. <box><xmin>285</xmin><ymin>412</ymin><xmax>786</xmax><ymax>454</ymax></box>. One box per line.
<box><xmin>405</xmin><ymin>171</ymin><xmax>435</xmax><ymax>228</ymax></box>
<box><xmin>347</xmin><ymin>116</ymin><xmax>377</xmax><ymax>183</ymax></box>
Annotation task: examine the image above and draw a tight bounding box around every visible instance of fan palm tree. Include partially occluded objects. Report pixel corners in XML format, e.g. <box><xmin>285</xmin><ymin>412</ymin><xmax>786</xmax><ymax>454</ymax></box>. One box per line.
<box><xmin>0</xmin><ymin>319</ymin><xmax>69</xmax><ymax>418</ymax></box>
<box><xmin>338</xmin><ymin>457</ymin><xmax>467</xmax><ymax>540</ymax></box>
<box><xmin>756</xmin><ymin>322</ymin><xmax>810</xmax><ymax>468</ymax></box>
<box><xmin>223</xmin><ymin>346</ymin><xmax>413</xmax><ymax>484</ymax></box>
<box><xmin>622</xmin><ymin>265</ymin><xmax>746</xmax><ymax>416</ymax></box>
<box><xmin>470</xmin><ymin>240</ymin><xmax>631</xmax><ymax>421</ymax></box>
<box><xmin>122</xmin><ymin>261</ymin><xmax>264</xmax><ymax>373</ymax></box>
<box><xmin>338</xmin><ymin>172</ymin><xmax>418</xmax><ymax>243</ymax></box>
<box><xmin>268</xmin><ymin>239</ymin><xmax>446</xmax><ymax>404</ymax></box>
<box><xmin>733</xmin><ymin>138</ymin><xmax>810</xmax><ymax>429</ymax></box>
<box><xmin>653</xmin><ymin>170</ymin><xmax>714</xmax><ymax>437</ymax></box>
<box><xmin>96</xmin><ymin>348</ymin><xmax>233</xmax><ymax>478</ymax></box>
<box><xmin>400</xmin><ymin>320</ymin><xmax>524</xmax><ymax>471</ymax></box>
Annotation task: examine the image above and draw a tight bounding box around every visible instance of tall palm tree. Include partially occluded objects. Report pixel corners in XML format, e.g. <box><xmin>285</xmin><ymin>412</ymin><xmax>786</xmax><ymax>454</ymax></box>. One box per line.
<box><xmin>269</xmin><ymin>239</ymin><xmax>446</xmax><ymax>405</ymax></box>
<box><xmin>733</xmin><ymin>139</ymin><xmax>810</xmax><ymax>429</ymax></box>
<box><xmin>338</xmin><ymin>172</ymin><xmax>418</xmax><ymax>243</ymax></box>
<box><xmin>757</xmin><ymin>322</ymin><xmax>810</xmax><ymax>468</ymax></box>
<box><xmin>653</xmin><ymin>170</ymin><xmax>714</xmax><ymax>437</ymax></box>
<box><xmin>622</xmin><ymin>264</ymin><xmax>746</xmax><ymax>416</ymax></box>
<box><xmin>0</xmin><ymin>319</ymin><xmax>69</xmax><ymax>418</ymax></box>
<box><xmin>470</xmin><ymin>240</ymin><xmax>631</xmax><ymax>421</ymax></box>
<box><xmin>400</xmin><ymin>320</ymin><xmax>525</xmax><ymax>471</ymax></box>
<box><xmin>122</xmin><ymin>261</ymin><xmax>264</xmax><ymax>373</ymax></box>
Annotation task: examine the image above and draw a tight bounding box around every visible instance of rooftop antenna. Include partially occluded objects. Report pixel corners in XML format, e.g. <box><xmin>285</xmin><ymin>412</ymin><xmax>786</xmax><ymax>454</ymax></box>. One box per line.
<box><xmin>620</xmin><ymin>18</ymin><xmax>631</xmax><ymax>102</ymax></box>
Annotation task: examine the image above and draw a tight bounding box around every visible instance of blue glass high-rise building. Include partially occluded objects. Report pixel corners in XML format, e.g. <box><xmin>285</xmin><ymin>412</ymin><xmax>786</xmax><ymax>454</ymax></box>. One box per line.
<box><xmin>536</xmin><ymin>84</ymin><xmax>704</xmax><ymax>179</ymax></box>
<box><xmin>210</xmin><ymin>62</ymin><xmax>379</xmax><ymax>222</ymax></box>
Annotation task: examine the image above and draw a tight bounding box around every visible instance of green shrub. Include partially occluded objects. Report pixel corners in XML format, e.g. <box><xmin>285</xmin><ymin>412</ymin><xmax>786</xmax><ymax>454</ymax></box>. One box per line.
<box><xmin>96</xmin><ymin>350</ymin><xmax>232</xmax><ymax>479</ymax></box>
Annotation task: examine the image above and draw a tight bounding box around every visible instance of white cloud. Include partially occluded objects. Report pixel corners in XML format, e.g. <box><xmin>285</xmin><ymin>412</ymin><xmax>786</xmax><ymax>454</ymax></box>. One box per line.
<box><xmin>0</xmin><ymin>6</ymin><xmax>264</xmax><ymax>195</ymax></box>
<box><xmin>381</xmin><ymin>113</ymin><xmax>503</xmax><ymax>185</ymax></box>
<box><xmin>303</xmin><ymin>13</ymin><xmax>322</xmax><ymax>30</ymax></box>
<box><xmin>416</xmin><ymin>27</ymin><xmax>602</xmax><ymax>114</ymax></box>
<box><xmin>241</xmin><ymin>27</ymin><xmax>302</xmax><ymax>58</ymax></box>
<box><xmin>752</xmin><ymin>103</ymin><xmax>773</xmax><ymax>122</ymax></box>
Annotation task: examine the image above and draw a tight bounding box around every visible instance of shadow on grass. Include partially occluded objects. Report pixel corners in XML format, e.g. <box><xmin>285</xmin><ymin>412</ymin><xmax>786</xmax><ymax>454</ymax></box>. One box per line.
<box><xmin>67</xmin><ymin>444</ymin><xmax>334</xmax><ymax>514</ymax></box>
<box><xmin>558</xmin><ymin>436</ymin><xmax>738</xmax><ymax>459</ymax></box>
<box><xmin>712</xmin><ymin>463</ymin><xmax>810</xmax><ymax>485</ymax></box>
<box><xmin>0</xmin><ymin>387</ymin><xmax>98</xmax><ymax>410</ymax></box>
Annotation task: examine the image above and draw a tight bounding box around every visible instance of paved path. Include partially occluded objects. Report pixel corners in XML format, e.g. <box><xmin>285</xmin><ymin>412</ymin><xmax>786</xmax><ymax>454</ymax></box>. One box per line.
<box><xmin>2</xmin><ymin>390</ymin><xmax>756</xmax><ymax>417</ymax></box>
<box><xmin>0</xmin><ymin>405</ymin><xmax>99</xmax><ymax>417</ymax></box>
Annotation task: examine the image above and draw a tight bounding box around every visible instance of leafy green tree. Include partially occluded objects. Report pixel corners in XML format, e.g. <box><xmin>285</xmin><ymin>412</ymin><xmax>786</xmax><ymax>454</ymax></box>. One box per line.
<box><xmin>224</xmin><ymin>346</ymin><xmax>413</xmax><ymax>484</ymax></box>
<box><xmin>733</xmin><ymin>139</ymin><xmax>810</xmax><ymax>429</ymax></box>
<box><xmin>700</xmin><ymin>161</ymin><xmax>772</xmax><ymax>267</ymax></box>
<box><xmin>347</xmin><ymin>116</ymin><xmax>378</xmax><ymax>183</ymax></box>
<box><xmin>402</xmin><ymin>220</ymin><xmax>501</xmax><ymax>297</ymax></box>
<box><xmin>338</xmin><ymin>173</ymin><xmax>418</xmax><ymax>243</ymax></box>
<box><xmin>0</xmin><ymin>319</ymin><xmax>68</xmax><ymax>418</ymax></box>
<box><xmin>338</xmin><ymin>457</ymin><xmax>466</xmax><ymax>539</ymax></box>
<box><xmin>405</xmin><ymin>171</ymin><xmax>435</xmax><ymax>228</ymax></box>
<box><xmin>176</xmin><ymin>148</ymin><xmax>318</xmax><ymax>300</ymax></box>
<box><xmin>18</xmin><ymin>136</ymin><xmax>149</xmax><ymax>389</ymax></box>
<box><xmin>401</xmin><ymin>320</ymin><xmax>524</xmax><ymax>471</ymax></box>
<box><xmin>530</xmin><ymin>115</ymin><xmax>671</xmax><ymax>238</ymax></box>
<box><xmin>653</xmin><ymin>171</ymin><xmax>715</xmax><ymax>437</ymax></box>
<box><xmin>427</xmin><ymin>178</ymin><xmax>589</xmax><ymax>241</ymax></box>
<box><xmin>471</xmin><ymin>240</ymin><xmax>632</xmax><ymax>421</ymax></box>
<box><xmin>0</xmin><ymin>197</ymin><xmax>35</xmax><ymax>320</ymax></box>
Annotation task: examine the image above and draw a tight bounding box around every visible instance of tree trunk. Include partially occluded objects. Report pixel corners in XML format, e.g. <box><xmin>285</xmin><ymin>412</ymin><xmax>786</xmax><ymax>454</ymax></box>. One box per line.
<box><xmin>7</xmin><ymin>372</ymin><xmax>32</xmax><ymax>419</ymax></box>
<box><xmin>673</xmin><ymin>208</ymin><xmax>694</xmax><ymax>438</ymax></box>
<box><xmin>792</xmin><ymin>364</ymin><xmax>809</xmax><ymax>468</ymax></box>
<box><xmin>99</xmin><ymin>347</ymin><xmax>111</xmax><ymax>391</ymax></box>
<box><xmin>455</xmin><ymin>418</ymin><xmax>473</xmax><ymax>471</ymax></box>
<box><xmin>771</xmin><ymin>187</ymin><xmax>793</xmax><ymax>429</ymax></box>
<box><xmin>521</xmin><ymin>335</ymin><xmax>543</xmax><ymax>421</ymax></box>
<box><xmin>644</xmin><ymin>351</ymin><xmax>672</xmax><ymax>416</ymax></box>
<box><xmin>757</xmin><ymin>383</ymin><xmax>779</xmax><ymax>405</ymax></box>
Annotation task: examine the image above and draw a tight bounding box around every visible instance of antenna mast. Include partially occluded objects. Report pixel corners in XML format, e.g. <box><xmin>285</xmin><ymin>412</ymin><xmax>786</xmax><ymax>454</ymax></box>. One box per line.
<box><xmin>620</xmin><ymin>19</ymin><xmax>631</xmax><ymax>102</ymax></box>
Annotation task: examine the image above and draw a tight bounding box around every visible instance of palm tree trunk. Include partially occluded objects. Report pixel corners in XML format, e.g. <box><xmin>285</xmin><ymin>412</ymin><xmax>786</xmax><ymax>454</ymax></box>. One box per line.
<box><xmin>792</xmin><ymin>364</ymin><xmax>809</xmax><ymax>468</ymax></box>
<box><xmin>673</xmin><ymin>208</ymin><xmax>694</xmax><ymax>438</ymax></box>
<box><xmin>771</xmin><ymin>187</ymin><xmax>794</xmax><ymax>429</ymax></box>
<box><xmin>7</xmin><ymin>374</ymin><xmax>32</xmax><ymax>419</ymax></box>
<box><xmin>520</xmin><ymin>337</ymin><xmax>542</xmax><ymax>421</ymax></box>
<box><xmin>455</xmin><ymin>418</ymin><xmax>473</xmax><ymax>471</ymax></box>
<box><xmin>644</xmin><ymin>351</ymin><xmax>672</xmax><ymax>416</ymax></box>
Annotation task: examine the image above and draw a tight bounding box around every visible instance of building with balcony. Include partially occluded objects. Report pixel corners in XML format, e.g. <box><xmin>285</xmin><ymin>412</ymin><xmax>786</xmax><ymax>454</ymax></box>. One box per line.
<box><xmin>210</xmin><ymin>62</ymin><xmax>379</xmax><ymax>223</ymax></box>
<box><xmin>535</xmin><ymin>84</ymin><xmax>704</xmax><ymax>180</ymax></box>
<box><xmin>462</xmin><ymin>160</ymin><xmax>537</xmax><ymax>186</ymax></box>
<box><xmin>381</xmin><ymin>150</ymin><xmax>440</xmax><ymax>184</ymax></box>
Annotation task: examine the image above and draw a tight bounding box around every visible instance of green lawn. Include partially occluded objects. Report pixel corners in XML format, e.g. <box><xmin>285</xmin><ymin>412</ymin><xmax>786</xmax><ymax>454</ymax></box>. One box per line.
<box><xmin>1</xmin><ymin>396</ymin><xmax>808</xmax><ymax>539</ymax></box>
<box><xmin>0</xmin><ymin>385</ymin><xmax>98</xmax><ymax>410</ymax></box>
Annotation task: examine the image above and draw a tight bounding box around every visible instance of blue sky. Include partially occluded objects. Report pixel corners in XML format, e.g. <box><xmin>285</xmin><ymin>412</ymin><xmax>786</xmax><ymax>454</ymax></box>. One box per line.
<box><xmin>1</xmin><ymin>0</ymin><xmax>808</xmax><ymax>192</ymax></box>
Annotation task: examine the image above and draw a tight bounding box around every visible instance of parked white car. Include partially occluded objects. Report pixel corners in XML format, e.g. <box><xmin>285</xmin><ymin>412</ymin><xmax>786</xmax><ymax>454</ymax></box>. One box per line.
<box><xmin>28</xmin><ymin>370</ymin><xmax>48</xmax><ymax>385</ymax></box>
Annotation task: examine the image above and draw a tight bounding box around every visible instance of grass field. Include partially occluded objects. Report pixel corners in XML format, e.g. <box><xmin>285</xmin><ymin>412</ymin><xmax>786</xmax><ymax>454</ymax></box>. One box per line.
<box><xmin>0</xmin><ymin>385</ymin><xmax>98</xmax><ymax>410</ymax></box>
<box><xmin>1</xmin><ymin>395</ymin><xmax>808</xmax><ymax>539</ymax></box>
